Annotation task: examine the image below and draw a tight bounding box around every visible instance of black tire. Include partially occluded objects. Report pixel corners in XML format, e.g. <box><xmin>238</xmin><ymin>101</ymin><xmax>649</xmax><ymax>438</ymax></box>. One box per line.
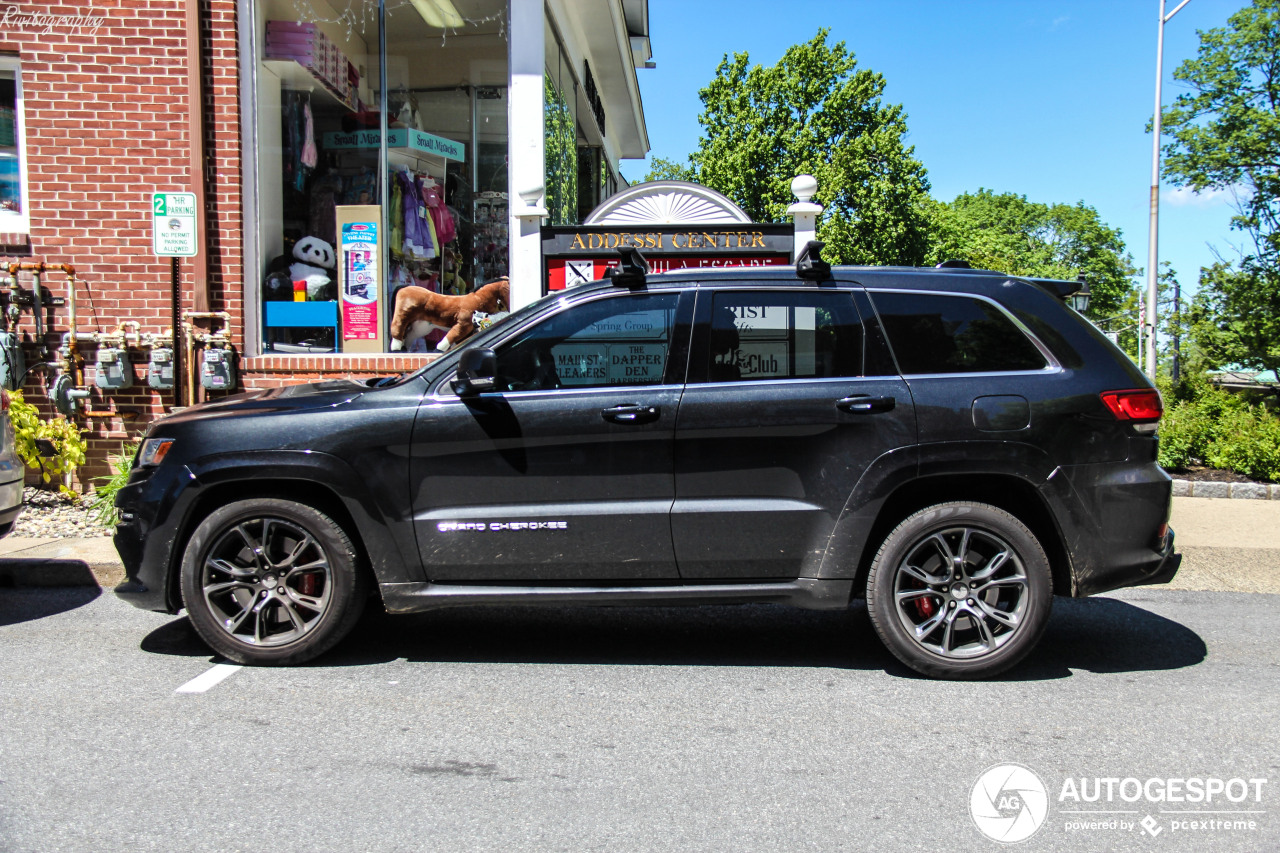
<box><xmin>179</xmin><ymin>498</ymin><xmax>367</xmax><ymax>665</ymax></box>
<box><xmin>865</xmin><ymin>501</ymin><xmax>1052</xmax><ymax>680</ymax></box>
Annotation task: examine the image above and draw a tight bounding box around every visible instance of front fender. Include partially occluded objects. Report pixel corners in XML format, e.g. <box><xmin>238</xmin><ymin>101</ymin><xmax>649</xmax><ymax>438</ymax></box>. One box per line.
<box><xmin>182</xmin><ymin>450</ymin><xmax>422</xmax><ymax>587</ymax></box>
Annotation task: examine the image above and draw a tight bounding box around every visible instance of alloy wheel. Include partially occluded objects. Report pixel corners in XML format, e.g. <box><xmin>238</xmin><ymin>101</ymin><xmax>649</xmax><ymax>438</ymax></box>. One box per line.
<box><xmin>891</xmin><ymin>525</ymin><xmax>1028</xmax><ymax>659</ymax></box>
<box><xmin>200</xmin><ymin>517</ymin><xmax>334</xmax><ymax>647</ymax></box>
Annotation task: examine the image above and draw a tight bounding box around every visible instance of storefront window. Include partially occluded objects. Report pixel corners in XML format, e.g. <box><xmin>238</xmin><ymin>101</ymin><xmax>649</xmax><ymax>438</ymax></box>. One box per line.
<box><xmin>0</xmin><ymin>59</ymin><xmax>29</xmax><ymax>235</ymax></box>
<box><xmin>543</xmin><ymin>24</ymin><xmax>577</xmax><ymax>228</ymax></box>
<box><xmin>544</xmin><ymin>73</ymin><xmax>577</xmax><ymax>227</ymax></box>
<box><xmin>250</xmin><ymin>0</ymin><xmax>509</xmax><ymax>355</ymax></box>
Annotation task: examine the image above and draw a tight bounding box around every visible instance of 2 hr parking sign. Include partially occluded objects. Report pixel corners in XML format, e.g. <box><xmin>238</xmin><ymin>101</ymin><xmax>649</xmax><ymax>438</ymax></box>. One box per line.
<box><xmin>151</xmin><ymin>192</ymin><xmax>198</xmax><ymax>257</ymax></box>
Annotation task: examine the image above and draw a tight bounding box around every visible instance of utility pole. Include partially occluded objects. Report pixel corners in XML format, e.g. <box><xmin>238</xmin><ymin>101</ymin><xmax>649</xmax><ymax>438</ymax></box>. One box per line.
<box><xmin>1172</xmin><ymin>277</ymin><xmax>1181</xmax><ymax>386</ymax></box>
<box><xmin>1146</xmin><ymin>0</ymin><xmax>1192</xmax><ymax>381</ymax></box>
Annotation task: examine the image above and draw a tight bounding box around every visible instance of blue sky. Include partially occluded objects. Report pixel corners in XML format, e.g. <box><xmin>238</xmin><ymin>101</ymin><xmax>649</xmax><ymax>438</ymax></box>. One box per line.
<box><xmin>623</xmin><ymin>0</ymin><xmax>1248</xmax><ymax>310</ymax></box>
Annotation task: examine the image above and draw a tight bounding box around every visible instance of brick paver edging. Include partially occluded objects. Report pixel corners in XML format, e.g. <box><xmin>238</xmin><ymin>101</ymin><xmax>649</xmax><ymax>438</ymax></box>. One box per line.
<box><xmin>1171</xmin><ymin>479</ymin><xmax>1279</xmax><ymax>500</ymax></box>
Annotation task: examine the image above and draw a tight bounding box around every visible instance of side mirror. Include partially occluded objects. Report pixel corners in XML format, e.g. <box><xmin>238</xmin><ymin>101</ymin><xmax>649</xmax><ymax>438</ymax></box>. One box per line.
<box><xmin>451</xmin><ymin>347</ymin><xmax>497</xmax><ymax>396</ymax></box>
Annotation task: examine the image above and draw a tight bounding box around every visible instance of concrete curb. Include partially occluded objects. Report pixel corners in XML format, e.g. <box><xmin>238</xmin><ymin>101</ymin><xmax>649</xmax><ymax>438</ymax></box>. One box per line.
<box><xmin>1170</xmin><ymin>479</ymin><xmax>1278</xmax><ymax>500</ymax></box>
<box><xmin>0</xmin><ymin>537</ymin><xmax>124</xmax><ymax>589</ymax></box>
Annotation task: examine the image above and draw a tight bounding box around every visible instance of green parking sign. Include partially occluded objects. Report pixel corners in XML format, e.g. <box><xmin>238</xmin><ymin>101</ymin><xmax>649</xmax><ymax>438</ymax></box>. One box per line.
<box><xmin>152</xmin><ymin>191</ymin><xmax>198</xmax><ymax>257</ymax></box>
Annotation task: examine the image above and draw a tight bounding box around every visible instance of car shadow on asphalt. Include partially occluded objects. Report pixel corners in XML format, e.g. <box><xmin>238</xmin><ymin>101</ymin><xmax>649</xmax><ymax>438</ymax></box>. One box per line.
<box><xmin>139</xmin><ymin>594</ymin><xmax>1207</xmax><ymax>680</ymax></box>
<box><xmin>0</xmin><ymin>585</ymin><xmax>102</xmax><ymax>626</ymax></box>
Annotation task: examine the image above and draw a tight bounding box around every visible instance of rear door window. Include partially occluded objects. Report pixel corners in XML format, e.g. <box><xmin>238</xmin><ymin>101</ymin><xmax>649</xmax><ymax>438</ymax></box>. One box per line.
<box><xmin>869</xmin><ymin>291</ymin><xmax>1047</xmax><ymax>375</ymax></box>
<box><xmin>704</xmin><ymin>290</ymin><xmax>863</xmax><ymax>382</ymax></box>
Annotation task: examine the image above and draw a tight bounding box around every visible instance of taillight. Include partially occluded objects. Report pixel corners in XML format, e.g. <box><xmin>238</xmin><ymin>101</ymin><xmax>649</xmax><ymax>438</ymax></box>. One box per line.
<box><xmin>1</xmin><ymin>389</ymin><xmax>8</xmax><ymax>412</ymax></box>
<box><xmin>1100</xmin><ymin>389</ymin><xmax>1163</xmax><ymax>422</ymax></box>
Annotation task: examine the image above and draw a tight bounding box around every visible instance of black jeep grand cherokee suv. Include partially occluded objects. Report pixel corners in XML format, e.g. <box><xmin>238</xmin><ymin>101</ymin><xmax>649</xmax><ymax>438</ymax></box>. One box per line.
<box><xmin>115</xmin><ymin>249</ymin><xmax>1179</xmax><ymax>679</ymax></box>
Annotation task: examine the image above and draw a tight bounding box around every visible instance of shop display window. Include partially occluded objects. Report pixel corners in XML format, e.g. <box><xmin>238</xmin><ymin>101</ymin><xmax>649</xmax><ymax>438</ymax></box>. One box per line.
<box><xmin>250</xmin><ymin>0</ymin><xmax>509</xmax><ymax>355</ymax></box>
<box><xmin>0</xmin><ymin>59</ymin><xmax>29</xmax><ymax>235</ymax></box>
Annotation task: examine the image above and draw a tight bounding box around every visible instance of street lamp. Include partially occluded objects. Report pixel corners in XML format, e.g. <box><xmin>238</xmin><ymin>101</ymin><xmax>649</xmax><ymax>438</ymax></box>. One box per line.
<box><xmin>1146</xmin><ymin>0</ymin><xmax>1192</xmax><ymax>381</ymax></box>
<box><xmin>1068</xmin><ymin>276</ymin><xmax>1091</xmax><ymax>314</ymax></box>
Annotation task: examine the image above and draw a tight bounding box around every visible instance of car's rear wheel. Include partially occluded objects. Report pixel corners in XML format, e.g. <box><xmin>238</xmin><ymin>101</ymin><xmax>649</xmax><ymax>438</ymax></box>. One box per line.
<box><xmin>866</xmin><ymin>502</ymin><xmax>1052</xmax><ymax>680</ymax></box>
<box><xmin>179</xmin><ymin>498</ymin><xmax>366</xmax><ymax>665</ymax></box>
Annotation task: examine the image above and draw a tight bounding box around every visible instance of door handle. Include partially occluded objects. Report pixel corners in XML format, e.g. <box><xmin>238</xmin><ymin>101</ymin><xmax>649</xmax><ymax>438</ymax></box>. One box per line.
<box><xmin>602</xmin><ymin>404</ymin><xmax>661</xmax><ymax>425</ymax></box>
<box><xmin>836</xmin><ymin>395</ymin><xmax>895</xmax><ymax>414</ymax></box>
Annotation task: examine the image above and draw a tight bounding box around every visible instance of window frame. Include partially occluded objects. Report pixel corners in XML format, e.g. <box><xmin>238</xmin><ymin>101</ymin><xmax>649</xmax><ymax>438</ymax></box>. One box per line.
<box><xmin>0</xmin><ymin>56</ymin><xmax>31</xmax><ymax>236</ymax></box>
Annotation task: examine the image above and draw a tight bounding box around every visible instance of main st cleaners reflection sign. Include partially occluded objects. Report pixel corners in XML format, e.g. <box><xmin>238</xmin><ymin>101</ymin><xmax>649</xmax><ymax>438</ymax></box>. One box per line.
<box><xmin>556</xmin><ymin>309</ymin><xmax>668</xmax><ymax>386</ymax></box>
<box><xmin>542</xmin><ymin>224</ymin><xmax>794</xmax><ymax>292</ymax></box>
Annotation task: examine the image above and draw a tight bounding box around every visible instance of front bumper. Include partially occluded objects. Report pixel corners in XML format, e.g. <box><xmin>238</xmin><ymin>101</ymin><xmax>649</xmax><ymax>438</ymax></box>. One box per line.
<box><xmin>112</xmin><ymin>465</ymin><xmax>188</xmax><ymax>613</ymax></box>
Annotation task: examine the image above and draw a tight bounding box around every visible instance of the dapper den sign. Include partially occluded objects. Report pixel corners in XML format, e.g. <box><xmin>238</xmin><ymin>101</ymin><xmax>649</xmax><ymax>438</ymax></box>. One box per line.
<box><xmin>1</xmin><ymin>5</ymin><xmax>106</xmax><ymax>35</ymax></box>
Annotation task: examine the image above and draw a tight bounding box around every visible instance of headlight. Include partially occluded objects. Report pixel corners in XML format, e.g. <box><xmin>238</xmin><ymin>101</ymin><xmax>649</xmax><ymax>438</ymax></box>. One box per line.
<box><xmin>138</xmin><ymin>438</ymin><xmax>175</xmax><ymax>467</ymax></box>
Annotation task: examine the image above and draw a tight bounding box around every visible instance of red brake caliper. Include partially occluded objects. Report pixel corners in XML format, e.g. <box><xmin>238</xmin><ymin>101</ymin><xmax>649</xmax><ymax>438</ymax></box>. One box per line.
<box><xmin>910</xmin><ymin>581</ymin><xmax>937</xmax><ymax>620</ymax></box>
<box><xmin>300</xmin><ymin>573</ymin><xmax>318</xmax><ymax>596</ymax></box>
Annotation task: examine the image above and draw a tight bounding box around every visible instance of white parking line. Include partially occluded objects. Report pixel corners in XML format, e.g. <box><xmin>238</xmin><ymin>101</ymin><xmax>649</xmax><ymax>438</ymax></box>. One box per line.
<box><xmin>175</xmin><ymin>663</ymin><xmax>243</xmax><ymax>694</ymax></box>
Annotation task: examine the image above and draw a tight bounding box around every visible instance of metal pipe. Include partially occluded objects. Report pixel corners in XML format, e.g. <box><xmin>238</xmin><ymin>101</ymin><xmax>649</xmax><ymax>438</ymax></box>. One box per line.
<box><xmin>185</xmin><ymin>0</ymin><xmax>210</xmax><ymax>312</ymax></box>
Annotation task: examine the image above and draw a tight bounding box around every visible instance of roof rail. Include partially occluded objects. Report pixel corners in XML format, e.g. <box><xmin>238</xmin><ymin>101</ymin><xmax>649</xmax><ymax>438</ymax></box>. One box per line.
<box><xmin>935</xmin><ymin>259</ymin><xmax>972</xmax><ymax>269</ymax></box>
<box><xmin>607</xmin><ymin>247</ymin><xmax>649</xmax><ymax>287</ymax></box>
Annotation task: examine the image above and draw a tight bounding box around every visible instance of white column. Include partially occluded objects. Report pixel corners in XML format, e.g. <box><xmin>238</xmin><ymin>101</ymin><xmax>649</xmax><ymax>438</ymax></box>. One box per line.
<box><xmin>508</xmin><ymin>0</ymin><xmax>547</xmax><ymax>310</ymax></box>
<box><xmin>786</xmin><ymin>174</ymin><xmax>822</xmax><ymax>260</ymax></box>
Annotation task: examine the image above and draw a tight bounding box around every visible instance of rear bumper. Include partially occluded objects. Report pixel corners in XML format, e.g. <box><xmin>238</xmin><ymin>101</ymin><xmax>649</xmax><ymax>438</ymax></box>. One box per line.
<box><xmin>1129</xmin><ymin>527</ymin><xmax>1182</xmax><ymax>587</ymax></box>
<box><xmin>0</xmin><ymin>475</ymin><xmax>22</xmax><ymax>538</ymax></box>
<box><xmin>1078</xmin><ymin>527</ymin><xmax>1181</xmax><ymax>596</ymax></box>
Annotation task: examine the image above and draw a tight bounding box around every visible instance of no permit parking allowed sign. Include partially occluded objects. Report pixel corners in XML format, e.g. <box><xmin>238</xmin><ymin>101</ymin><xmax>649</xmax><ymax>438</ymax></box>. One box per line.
<box><xmin>152</xmin><ymin>192</ymin><xmax>198</xmax><ymax>257</ymax></box>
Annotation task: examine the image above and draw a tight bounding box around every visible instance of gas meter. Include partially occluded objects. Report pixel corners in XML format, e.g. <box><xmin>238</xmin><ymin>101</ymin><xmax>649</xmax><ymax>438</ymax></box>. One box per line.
<box><xmin>200</xmin><ymin>346</ymin><xmax>236</xmax><ymax>391</ymax></box>
<box><xmin>147</xmin><ymin>347</ymin><xmax>175</xmax><ymax>390</ymax></box>
<box><xmin>0</xmin><ymin>330</ymin><xmax>24</xmax><ymax>391</ymax></box>
<box><xmin>94</xmin><ymin>347</ymin><xmax>134</xmax><ymax>390</ymax></box>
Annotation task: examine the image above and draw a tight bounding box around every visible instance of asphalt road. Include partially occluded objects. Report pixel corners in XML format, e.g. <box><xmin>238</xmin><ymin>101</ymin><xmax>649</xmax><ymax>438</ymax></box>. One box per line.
<box><xmin>0</xmin><ymin>587</ymin><xmax>1276</xmax><ymax>852</ymax></box>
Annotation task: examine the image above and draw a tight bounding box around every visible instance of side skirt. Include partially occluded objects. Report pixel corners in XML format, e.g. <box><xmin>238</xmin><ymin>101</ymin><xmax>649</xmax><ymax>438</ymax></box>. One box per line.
<box><xmin>379</xmin><ymin>578</ymin><xmax>854</xmax><ymax>614</ymax></box>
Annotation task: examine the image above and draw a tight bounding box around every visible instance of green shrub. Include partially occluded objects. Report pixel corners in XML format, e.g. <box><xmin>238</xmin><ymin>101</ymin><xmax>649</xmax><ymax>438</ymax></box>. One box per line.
<box><xmin>6</xmin><ymin>390</ymin><xmax>88</xmax><ymax>496</ymax></box>
<box><xmin>1157</xmin><ymin>402</ymin><xmax>1212</xmax><ymax>469</ymax></box>
<box><xmin>1158</xmin><ymin>385</ymin><xmax>1280</xmax><ymax>481</ymax></box>
<box><xmin>1203</xmin><ymin>405</ymin><xmax>1280</xmax><ymax>482</ymax></box>
<box><xmin>90</xmin><ymin>442</ymin><xmax>137</xmax><ymax>527</ymax></box>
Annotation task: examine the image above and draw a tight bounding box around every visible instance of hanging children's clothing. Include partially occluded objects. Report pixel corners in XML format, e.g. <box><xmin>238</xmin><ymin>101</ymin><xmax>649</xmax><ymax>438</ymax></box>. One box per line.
<box><xmin>422</xmin><ymin>182</ymin><xmax>457</xmax><ymax>245</ymax></box>
<box><xmin>300</xmin><ymin>96</ymin><xmax>318</xmax><ymax>169</ymax></box>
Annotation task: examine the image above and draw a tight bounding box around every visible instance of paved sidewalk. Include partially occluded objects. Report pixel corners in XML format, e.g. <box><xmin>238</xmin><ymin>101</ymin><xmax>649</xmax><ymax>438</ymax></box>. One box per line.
<box><xmin>0</xmin><ymin>496</ymin><xmax>1277</xmax><ymax>594</ymax></box>
<box><xmin>1168</xmin><ymin>496</ymin><xmax>1280</xmax><ymax>594</ymax></box>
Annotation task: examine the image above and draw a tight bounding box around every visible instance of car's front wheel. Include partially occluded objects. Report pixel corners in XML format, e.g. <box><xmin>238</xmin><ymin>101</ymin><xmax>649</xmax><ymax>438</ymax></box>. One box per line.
<box><xmin>180</xmin><ymin>498</ymin><xmax>367</xmax><ymax>665</ymax></box>
<box><xmin>866</xmin><ymin>502</ymin><xmax>1052</xmax><ymax>679</ymax></box>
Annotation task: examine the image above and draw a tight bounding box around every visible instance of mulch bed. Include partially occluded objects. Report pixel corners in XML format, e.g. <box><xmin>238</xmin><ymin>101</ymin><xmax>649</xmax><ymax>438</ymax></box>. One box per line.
<box><xmin>1163</xmin><ymin>466</ymin><xmax>1275</xmax><ymax>486</ymax></box>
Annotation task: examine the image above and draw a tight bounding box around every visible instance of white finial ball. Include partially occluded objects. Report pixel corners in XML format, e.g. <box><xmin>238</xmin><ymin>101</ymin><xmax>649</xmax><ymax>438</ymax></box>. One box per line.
<box><xmin>791</xmin><ymin>174</ymin><xmax>818</xmax><ymax>203</ymax></box>
<box><xmin>517</xmin><ymin>184</ymin><xmax>545</xmax><ymax>207</ymax></box>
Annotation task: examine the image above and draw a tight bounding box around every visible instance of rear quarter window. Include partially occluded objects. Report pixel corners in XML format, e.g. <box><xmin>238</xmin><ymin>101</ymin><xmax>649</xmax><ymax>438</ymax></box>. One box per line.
<box><xmin>870</xmin><ymin>291</ymin><xmax>1047</xmax><ymax>375</ymax></box>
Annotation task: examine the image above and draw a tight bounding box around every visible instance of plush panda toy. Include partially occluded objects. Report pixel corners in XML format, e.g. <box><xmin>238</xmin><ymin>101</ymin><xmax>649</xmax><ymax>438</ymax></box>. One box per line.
<box><xmin>288</xmin><ymin>236</ymin><xmax>336</xmax><ymax>301</ymax></box>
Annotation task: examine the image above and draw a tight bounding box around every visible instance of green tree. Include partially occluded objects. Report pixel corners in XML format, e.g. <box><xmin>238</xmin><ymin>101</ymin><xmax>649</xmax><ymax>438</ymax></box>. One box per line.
<box><xmin>1161</xmin><ymin>0</ymin><xmax>1280</xmax><ymax>266</ymax></box>
<box><xmin>1186</xmin><ymin>262</ymin><xmax>1280</xmax><ymax>378</ymax></box>
<box><xmin>930</xmin><ymin>189</ymin><xmax>1139</xmax><ymax>318</ymax></box>
<box><xmin>643</xmin><ymin>156</ymin><xmax>696</xmax><ymax>183</ymax></box>
<box><xmin>1160</xmin><ymin>0</ymin><xmax>1280</xmax><ymax>376</ymax></box>
<box><xmin>679</xmin><ymin>29</ymin><xmax>933</xmax><ymax>265</ymax></box>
